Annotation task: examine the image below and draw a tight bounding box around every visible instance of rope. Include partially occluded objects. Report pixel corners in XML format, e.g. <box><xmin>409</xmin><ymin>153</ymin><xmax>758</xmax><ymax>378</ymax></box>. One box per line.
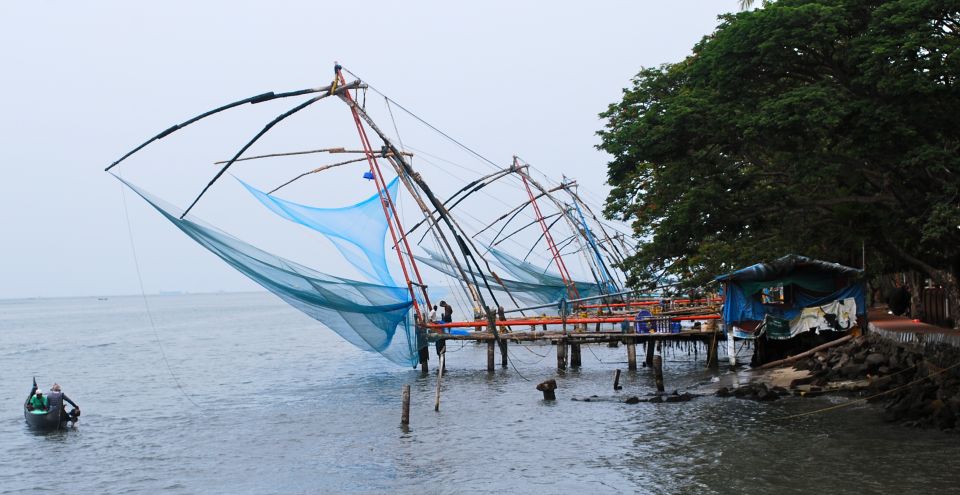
<box><xmin>343</xmin><ymin>67</ymin><xmax>503</xmax><ymax>173</ymax></box>
<box><xmin>776</xmin><ymin>360</ymin><xmax>960</xmax><ymax>421</ymax></box>
<box><xmin>585</xmin><ymin>342</ymin><xmax>608</xmax><ymax>363</ymax></box>
<box><xmin>118</xmin><ymin>179</ymin><xmax>202</xmax><ymax>409</ymax></box>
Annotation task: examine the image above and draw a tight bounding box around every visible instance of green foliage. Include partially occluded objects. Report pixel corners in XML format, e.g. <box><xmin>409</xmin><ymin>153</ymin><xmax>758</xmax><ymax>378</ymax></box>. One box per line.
<box><xmin>599</xmin><ymin>0</ymin><xmax>960</xmax><ymax>290</ymax></box>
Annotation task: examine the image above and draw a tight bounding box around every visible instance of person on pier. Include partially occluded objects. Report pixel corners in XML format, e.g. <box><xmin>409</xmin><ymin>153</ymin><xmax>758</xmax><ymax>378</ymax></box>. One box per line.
<box><xmin>439</xmin><ymin>301</ymin><xmax>453</xmax><ymax>323</ymax></box>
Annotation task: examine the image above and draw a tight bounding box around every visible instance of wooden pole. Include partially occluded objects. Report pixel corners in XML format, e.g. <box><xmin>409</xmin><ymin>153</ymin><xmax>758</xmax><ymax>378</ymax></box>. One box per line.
<box><xmin>754</xmin><ymin>334</ymin><xmax>853</xmax><ymax>370</ymax></box>
<box><xmin>487</xmin><ymin>308</ymin><xmax>497</xmax><ymax>372</ymax></box>
<box><xmin>536</xmin><ymin>379</ymin><xmax>557</xmax><ymax>400</ymax></box>
<box><xmin>570</xmin><ymin>343</ymin><xmax>582</xmax><ymax>368</ymax></box>
<box><xmin>434</xmin><ymin>348</ymin><xmax>445</xmax><ymax>412</ymax></box>
<box><xmin>653</xmin><ymin>355</ymin><xmax>664</xmax><ymax>392</ymax></box>
<box><xmin>707</xmin><ymin>331</ymin><xmax>719</xmax><ymax>369</ymax></box>
<box><xmin>613</xmin><ymin>369</ymin><xmax>623</xmax><ymax>391</ymax></box>
<box><xmin>418</xmin><ymin>332</ymin><xmax>430</xmax><ymax>373</ymax></box>
<box><xmin>436</xmin><ymin>340</ymin><xmax>446</xmax><ymax>373</ymax></box>
<box><xmin>557</xmin><ymin>338</ymin><xmax>568</xmax><ymax>370</ymax></box>
<box><xmin>500</xmin><ymin>338</ymin><xmax>509</xmax><ymax>368</ymax></box>
<box><xmin>645</xmin><ymin>339</ymin><xmax>655</xmax><ymax>367</ymax></box>
<box><xmin>627</xmin><ymin>340</ymin><xmax>637</xmax><ymax>371</ymax></box>
<box><xmin>401</xmin><ymin>384</ymin><xmax>410</xmax><ymax>425</ymax></box>
<box><xmin>487</xmin><ymin>340</ymin><xmax>495</xmax><ymax>372</ymax></box>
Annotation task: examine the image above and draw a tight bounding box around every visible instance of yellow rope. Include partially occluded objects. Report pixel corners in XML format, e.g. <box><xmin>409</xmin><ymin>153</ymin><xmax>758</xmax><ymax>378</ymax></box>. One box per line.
<box><xmin>775</xmin><ymin>360</ymin><xmax>960</xmax><ymax>421</ymax></box>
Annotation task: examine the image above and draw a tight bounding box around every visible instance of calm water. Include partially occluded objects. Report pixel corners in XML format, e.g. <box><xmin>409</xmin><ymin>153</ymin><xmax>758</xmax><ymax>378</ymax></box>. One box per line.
<box><xmin>1</xmin><ymin>293</ymin><xmax>957</xmax><ymax>494</ymax></box>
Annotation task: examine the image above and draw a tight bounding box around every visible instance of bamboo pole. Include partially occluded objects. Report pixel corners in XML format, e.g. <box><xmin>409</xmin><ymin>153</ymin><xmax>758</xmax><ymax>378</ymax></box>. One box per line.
<box><xmin>214</xmin><ymin>147</ymin><xmax>413</xmax><ymax>164</ymax></box>
<box><xmin>754</xmin><ymin>334</ymin><xmax>853</xmax><ymax>370</ymax></box>
<box><xmin>434</xmin><ymin>347</ymin><xmax>445</xmax><ymax>412</ymax></box>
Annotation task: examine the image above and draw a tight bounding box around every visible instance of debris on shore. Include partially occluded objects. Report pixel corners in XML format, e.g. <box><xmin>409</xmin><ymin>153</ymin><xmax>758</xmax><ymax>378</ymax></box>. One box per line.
<box><xmin>716</xmin><ymin>334</ymin><xmax>960</xmax><ymax>430</ymax></box>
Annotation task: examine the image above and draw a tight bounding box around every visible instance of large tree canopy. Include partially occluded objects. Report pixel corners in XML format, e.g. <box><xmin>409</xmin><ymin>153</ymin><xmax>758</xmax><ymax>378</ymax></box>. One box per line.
<box><xmin>599</xmin><ymin>0</ymin><xmax>960</xmax><ymax>312</ymax></box>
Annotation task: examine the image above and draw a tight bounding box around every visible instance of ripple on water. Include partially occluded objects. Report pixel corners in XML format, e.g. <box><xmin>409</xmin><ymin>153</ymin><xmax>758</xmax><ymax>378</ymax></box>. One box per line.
<box><xmin>2</xmin><ymin>294</ymin><xmax>960</xmax><ymax>494</ymax></box>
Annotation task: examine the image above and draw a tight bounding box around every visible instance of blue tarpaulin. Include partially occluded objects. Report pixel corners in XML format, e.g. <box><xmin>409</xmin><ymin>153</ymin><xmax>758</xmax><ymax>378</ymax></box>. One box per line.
<box><xmin>717</xmin><ymin>255</ymin><xmax>865</xmax><ymax>326</ymax></box>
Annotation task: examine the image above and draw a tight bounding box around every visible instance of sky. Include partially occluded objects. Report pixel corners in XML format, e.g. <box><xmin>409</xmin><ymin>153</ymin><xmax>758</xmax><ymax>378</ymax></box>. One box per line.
<box><xmin>0</xmin><ymin>1</ymin><xmax>736</xmax><ymax>299</ymax></box>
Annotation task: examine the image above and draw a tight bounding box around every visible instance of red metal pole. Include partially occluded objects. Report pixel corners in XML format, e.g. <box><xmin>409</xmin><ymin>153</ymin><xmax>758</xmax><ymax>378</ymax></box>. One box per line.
<box><xmin>517</xmin><ymin>160</ymin><xmax>580</xmax><ymax>301</ymax></box>
<box><xmin>335</xmin><ymin>67</ymin><xmax>429</xmax><ymax>319</ymax></box>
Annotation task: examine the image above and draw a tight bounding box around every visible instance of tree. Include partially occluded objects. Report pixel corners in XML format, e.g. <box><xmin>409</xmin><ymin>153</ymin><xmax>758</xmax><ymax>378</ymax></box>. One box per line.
<box><xmin>599</xmin><ymin>0</ymin><xmax>960</xmax><ymax>323</ymax></box>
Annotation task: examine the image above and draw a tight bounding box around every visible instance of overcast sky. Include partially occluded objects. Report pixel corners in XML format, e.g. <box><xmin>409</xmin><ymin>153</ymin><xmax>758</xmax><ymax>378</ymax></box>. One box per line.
<box><xmin>0</xmin><ymin>1</ymin><xmax>735</xmax><ymax>299</ymax></box>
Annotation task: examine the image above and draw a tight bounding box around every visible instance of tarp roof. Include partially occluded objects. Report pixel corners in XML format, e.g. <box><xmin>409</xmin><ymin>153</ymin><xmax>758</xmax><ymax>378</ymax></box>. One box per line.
<box><xmin>715</xmin><ymin>255</ymin><xmax>862</xmax><ymax>284</ymax></box>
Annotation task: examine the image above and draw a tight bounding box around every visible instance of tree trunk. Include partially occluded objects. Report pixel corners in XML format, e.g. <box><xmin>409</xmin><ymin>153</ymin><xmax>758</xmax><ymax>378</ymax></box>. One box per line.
<box><xmin>908</xmin><ymin>271</ymin><xmax>923</xmax><ymax>319</ymax></box>
<box><xmin>929</xmin><ymin>268</ymin><xmax>960</xmax><ymax>329</ymax></box>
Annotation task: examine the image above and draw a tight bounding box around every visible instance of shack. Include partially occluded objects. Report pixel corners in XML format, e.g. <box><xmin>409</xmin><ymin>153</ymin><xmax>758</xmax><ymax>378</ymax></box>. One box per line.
<box><xmin>715</xmin><ymin>255</ymin><xmax>865</xmax><ymax>365</ymax></box>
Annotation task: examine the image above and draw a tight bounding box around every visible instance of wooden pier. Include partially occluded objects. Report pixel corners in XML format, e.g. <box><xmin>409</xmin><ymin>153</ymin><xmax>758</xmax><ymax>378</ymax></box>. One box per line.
<box><xmin>423</xmin><ymin>328</ymin><xmax>721</xmax><ymax>371</ymax></box>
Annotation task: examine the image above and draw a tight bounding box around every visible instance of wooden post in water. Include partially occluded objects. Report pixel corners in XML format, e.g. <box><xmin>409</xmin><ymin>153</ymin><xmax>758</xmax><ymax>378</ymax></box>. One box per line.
<box><xmin>645</xmin><ymin>339</ymin><xmax>655</xmax><ymax>367</ymax></box>
<box><xmin>486</xmin><ymin>307</ymin><xmax>499</xmax><ymax>372</ymax></box>
<box><xmin>627</xmin><ymin>340</ymin><xmax>637</xmax><ymax>371</ymax></box>
<box><xmin>418</xmin><ymin>345</ymin><xmax>430</xmax><ymax>373</ymax></box>
<box><xmin>536</xmin><ymin>379</ymin><xmax>557</xmax><ymax>400</ymax></box>
<box><xmin>500</xmin><ymin>339</ymin><xmax>509</xmax><ymax>368</ymax></box>
<box><xmin>653</xmin><ymin>355</ymin><xmax>664</xmax><ymax>392</ymax></box>
<box><xmin>613</xmin><ymin>369</ymin><xmax>623</xmax><ymax>390</ymax></box>
<box><xmin>707</xmin><ymin>331</ymin><xmax>719</xmax><ymax>369</ymax></box>
<box><xmin>487</xmin><ymin>340</ymin><xmax>495</xmax><ymax>372</ymax></box>
<box><xmin>557</xmin><ymin>338</ymin><xmax>568</xmax><ymax>370</ymax></box>
<box><xmin>570</xmin><ymin>342</ymin><xmax>582</xmax><ymax>368</ymax></box>
<box><xmin>435</xmin><ymin>340</ymin><xmax>446</xmax><ymax>373</ymax></box>
<box><xmin>434</xmin><ymin>347</ymin><xmax>445</xmax><ymax>412</ymax></box>
<box><xmin>401</xmin><ymin>384</ymin><xmax>411</xmax><ymax>425</ymax></box>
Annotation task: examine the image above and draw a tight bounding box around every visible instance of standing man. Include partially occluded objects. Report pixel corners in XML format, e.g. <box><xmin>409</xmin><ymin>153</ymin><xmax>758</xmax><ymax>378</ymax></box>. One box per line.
<box><xmin>439</xmin><ymin>301</ymin><xmax>453</xmax><ymax>323</ymax></box>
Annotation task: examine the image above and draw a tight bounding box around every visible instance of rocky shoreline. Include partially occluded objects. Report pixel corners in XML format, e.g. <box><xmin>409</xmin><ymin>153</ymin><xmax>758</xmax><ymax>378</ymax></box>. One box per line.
<box><xmin>715</xmin><ymin>334</ymin><xmax>960</xmax><ymax>430</ymax></box>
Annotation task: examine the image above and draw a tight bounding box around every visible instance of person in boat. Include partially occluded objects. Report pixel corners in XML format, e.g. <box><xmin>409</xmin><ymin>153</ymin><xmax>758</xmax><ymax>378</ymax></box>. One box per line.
<box><xmin>49</xmin><ymin>383</ymin><xmax>80</xmax><ymax>423</ymax></box>
<box><xmin>429</xmin><ymin>305</ymin><xmax>438</xmax><ymax>323</ymax></box>
<box><xmin>439</xmin><ymin>301</ymin><xmax>453</xmax><ymax>323</ymax></box>
<box><xmin>28</xmin><ymin>388</ymin><xmax>48</xmax><ymax>412</ymax></box>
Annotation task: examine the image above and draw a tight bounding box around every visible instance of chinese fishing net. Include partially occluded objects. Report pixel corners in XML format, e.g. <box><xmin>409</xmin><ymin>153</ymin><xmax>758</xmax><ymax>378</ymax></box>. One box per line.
<box><xmin>115</xmin><ymin>175</ymin><xmax>419</xmax><ymax>367</ymax></box>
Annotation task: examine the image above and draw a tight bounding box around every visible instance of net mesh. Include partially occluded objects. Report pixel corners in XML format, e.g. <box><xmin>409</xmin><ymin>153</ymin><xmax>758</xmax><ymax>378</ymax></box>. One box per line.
<box><xmin>116</xmin><ymin>175</ymin><xmax>418</xmax><ymax>367</ymax></box>
<box><xmin>488</xmin><ymin>248</ymin><xmax>602</xmax><ymax>300</ymax></box>
<box><xmin>237</xmin><ymin>176</ymin><xmax>401</xmax><ymax>287</ymax></box>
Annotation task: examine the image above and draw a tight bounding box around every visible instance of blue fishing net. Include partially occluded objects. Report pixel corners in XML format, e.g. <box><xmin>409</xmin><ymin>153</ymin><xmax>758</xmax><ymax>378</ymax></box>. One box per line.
<box><xmin>488</xmin><ymin>248</ymin><xmax>601</xmax><ymax>300</ymax></box>
<box><xmin>237</xmin><ymin>176</ymin><xmax>401</xmax><ymax>288</ymax></box>
<box><xmin>413</xmin><ymin>248</ymin><xmax>599</xmax><ymax>306</ymax></box>
<box><xmin>115</xmin><ymin>175</ymin><xmax>418</xmax><ymax>367</ymax></box>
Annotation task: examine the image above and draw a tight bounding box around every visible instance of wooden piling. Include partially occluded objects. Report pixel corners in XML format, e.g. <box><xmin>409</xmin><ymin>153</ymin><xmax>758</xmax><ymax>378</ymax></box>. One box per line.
<box><xmin>418</xmin><ymin>344</ymin><xmax>429</xmax><ymax>373</ymax></box>
<box><xmin>707</xmin><ymin>331</ymin><xmax>719</xmax><ymax>369</ymax></box>
<box><xmin>536</xmin><ymin>379</ymin><xmax>557</xmax><ymax>400</ymax></box>
<box><xmin>613</xmin><ymin>369</ymin><xmax>622</xmax><ymax>391</ymax></box>
<box><xmin>500</xmin><ymin>339</ymin><xmax>509</xmax><ymax>368</ymax></box>
<box><xmin>570</xmin><ymin>343</ymin><xmax>582</xmax><ymax>368</ymax></box>
<box><xmin>627</xmin><ymin>341</ymin><xmax>637</xmax><ymax>371</ymax></box>
<box><xmin>436</xmin><ymin>340</ymin><xmax>446</xmax><ymax>372</ymax></box>
<box><xmin>645</xmin><ymin>339</ymin><xmax>655</xmax><ymax>367</ymax></box>
<box><xmin>653</xmin><ymin>354</ymin><xmax>664</xmax><ymax>393</ymax></box>
<box><xmin>401</xmin><ymin>384</ymin><xmax>410</xmax><ymax>425</ymax></box>
<box><xmin>434</xmin><ymin>348</ymin><xmax>445</xmax><ymax>411</ymax></box>
<box><xmin>557</xmin><ymin>338</ymin><xmax>567</xmax><ymax>370</ymax></box>
<box><xmin>487</xmin><ymin>340</ymin><xmax>495</xmax><ymax>372</ymax></box>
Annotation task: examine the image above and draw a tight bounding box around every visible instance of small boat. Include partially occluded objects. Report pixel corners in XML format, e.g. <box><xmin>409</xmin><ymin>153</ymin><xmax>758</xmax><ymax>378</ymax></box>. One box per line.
<box><xmin>23</xmin><ymin>395</ymin><xmax>68</xmax><ymax>431</ymax></box>
<box><xmin>23</xmin><ymin>379</ymin><xmax>77</xmax><ymax>431</ymax></box>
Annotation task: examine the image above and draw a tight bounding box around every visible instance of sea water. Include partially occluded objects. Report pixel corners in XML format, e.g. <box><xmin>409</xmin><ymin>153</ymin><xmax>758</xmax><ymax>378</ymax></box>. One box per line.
<box><xmin>1</xmin><ymin>293</ymin><xmax>957</xmax><ymax>494</ymax></box>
